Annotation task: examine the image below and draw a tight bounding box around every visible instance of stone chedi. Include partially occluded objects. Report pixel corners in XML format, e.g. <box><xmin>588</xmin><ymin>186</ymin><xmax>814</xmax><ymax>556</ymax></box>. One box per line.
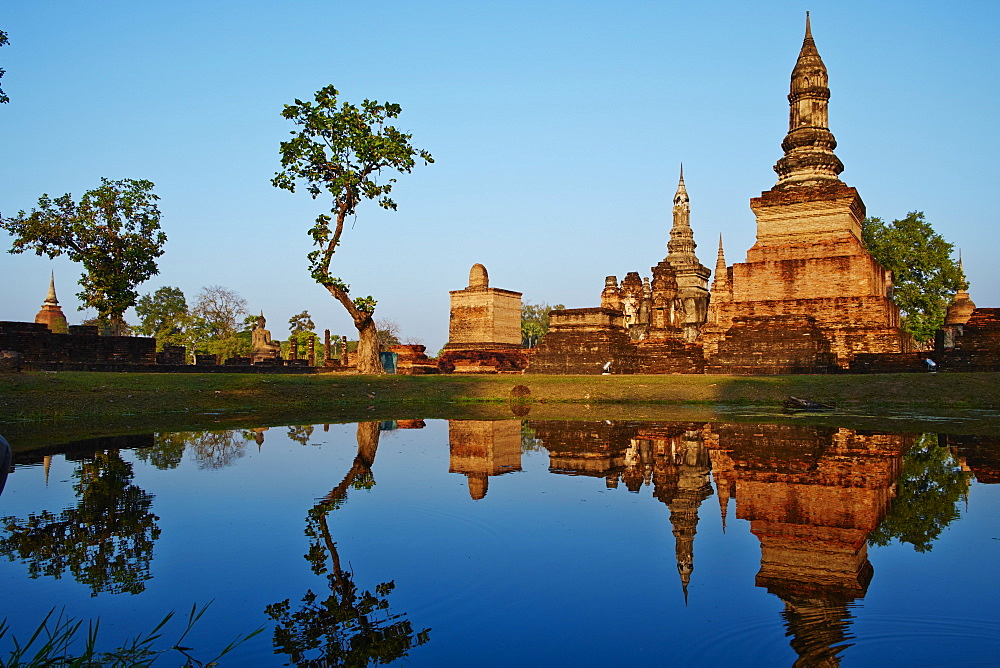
<box><xmin>703</xmin><ymin>15</ymin><xmax>908</xmax><ymax>371</ymax></box>
<box><xmin>34</xmin><ymin>273</ymin><xmax>68</xmax><ymax>333</ymax></box>
<box><xmin>600</xmin><ymin>167</ymin><xmax>711</xmax><ymax>344</ymax></box>
<box><xmin>530</xmin><ymin>169</ymin><xmax>709</xmax><ymax>374</ymax></box>
<box><xmin>250</xmin><ymin>313</ymin><xmax>282</xmax><ymax>363</ymax></box>
<box><xmin>439</xmin><ymin>264</ymin><xmax>528</xmax><ymax>373</ymax></box>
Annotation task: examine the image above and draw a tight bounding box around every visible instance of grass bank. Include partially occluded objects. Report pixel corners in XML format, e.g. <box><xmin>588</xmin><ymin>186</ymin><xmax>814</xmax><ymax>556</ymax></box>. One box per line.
<box><xmin>2</xmin><ymin>370</ymin><xmax>1000</xmax><ymax>448</ymax></box>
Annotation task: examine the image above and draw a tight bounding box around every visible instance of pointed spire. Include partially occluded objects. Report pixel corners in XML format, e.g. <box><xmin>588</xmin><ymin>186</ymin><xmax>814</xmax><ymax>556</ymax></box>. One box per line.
<box><xmin>674</xmin><ymin>163</ymin><xmax>689</xmax><ymax>205</ymax></box>
<box><xmin>773</xmin><ymin>12</ymin><xmax>844</xmax><ymax>188</ymax></box>
<box><xmin>710</xmin><ymin>235</ymin><xmax>731</xmax><ymax>298</ymax></box>
<box><xmin>44</xmin><ymin>272</ymin><xmax>59</xmax><ymax>306</ymax></box>
<box><xmin>667</xmin><ymin>163</ymin><xmax>697</xmax><ymax>265</ymax></box>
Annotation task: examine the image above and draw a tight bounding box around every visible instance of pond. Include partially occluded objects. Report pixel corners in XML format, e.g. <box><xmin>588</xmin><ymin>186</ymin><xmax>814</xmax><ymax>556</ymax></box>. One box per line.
<box><xmin>1</xmin><ymin>416</ymin><xmax>998</xmax><ymax>665</ymax></box>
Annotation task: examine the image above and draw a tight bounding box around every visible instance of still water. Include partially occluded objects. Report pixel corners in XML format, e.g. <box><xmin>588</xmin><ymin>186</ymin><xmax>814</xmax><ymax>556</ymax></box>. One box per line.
<box><xmin>1</xmin><ymin>418</ymin><xmax>998</xmax><ymax>666</ymax></box>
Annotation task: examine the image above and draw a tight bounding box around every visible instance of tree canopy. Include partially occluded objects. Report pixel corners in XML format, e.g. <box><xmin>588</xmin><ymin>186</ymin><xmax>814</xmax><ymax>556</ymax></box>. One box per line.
<box><xmin>862</xmin><ymin>212</ymin><xmax>964</xmax><ymax>344</ymax></box>
<box><xmin>522</xmin><ymin>302</ymin><xmax>564</xmax><ymax>348</ymax></box>
<box><xmin>0</xmin><ymin>178</ymin><xmax>166</xmax><ymax>335</ymax></box>
<box><xmin>272</xmin><ymin>84</ymin><xmax>433</xmax><ymax>374</ymax></box>
<box><xmin>135</xmin><ymin>286</ymin><xmax>189</xmax><ymax>349</ymax></box>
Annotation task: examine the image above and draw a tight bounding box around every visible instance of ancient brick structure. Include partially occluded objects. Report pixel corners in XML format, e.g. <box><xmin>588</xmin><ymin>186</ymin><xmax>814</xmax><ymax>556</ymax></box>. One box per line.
<box><xmin>388</xmin><ymin>344</ymin><xmax>440</xmax><ymax>375</ymax></box>
<box><xmin>598</xmin><ymin>167</ymin><xmax>711</xmax><ymax>344</ymax></box>
<box><xmin>34</xmin><ymin>273</ymin><xmax>68</xmax><ymax>333</ymax></box>
<box><xmin>439</xmin><ymin>264</ymin><xmax>528</xmax><ymax>373</ymax></box>
<box><xmin>702</xmin><ymin>16</ymin><xmax>909</xmax><ymax>370</ymax></box>
<box><xmin>448</xmin><ymin>420</ymin><xmax>522</xmax><ymax>500</ymax></box>
<box><xmin>0</xmin><ymin>321</ymin><xmax>156</xmax><ymax>368</ymax></box>
<box><xmin>527</xmin><ymin>308</ymin><xmax>638</xmax><ymax>374</ymax></box>
<box><xmin>938</xmin><ymin>308</ymin><xmax>1000</xmax><ymax>371</ymax></box>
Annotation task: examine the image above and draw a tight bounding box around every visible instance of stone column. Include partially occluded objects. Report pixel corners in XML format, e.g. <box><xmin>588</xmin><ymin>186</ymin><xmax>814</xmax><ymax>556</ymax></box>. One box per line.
<box><xmin>324</xmin><ymin>329</ymin><xmax>332</xmax><ymax>364</ymax></box>
<box><xmin>288</xmin><ymin>339</ymin><xmax>298</xmax><ymax>361</ymax></box>
<box><xmin>308</xmin><ymin>335</ymin><xmax>316</xmax><ymax>366</ymax></box>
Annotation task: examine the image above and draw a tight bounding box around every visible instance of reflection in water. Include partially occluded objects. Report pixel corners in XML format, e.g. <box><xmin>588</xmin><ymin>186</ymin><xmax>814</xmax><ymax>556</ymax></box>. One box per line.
<box><xmin>708</xmin><ymin>425</ymin><xmax>911</xmax><ymax>666</ymax></box>
<box><xmin>0</xmin><ymin>449</ymin><xmax>160</xmax><ymax>596</ymax></box>
<box><xmin>135</xmin><ymin>429</ymin><xmax>255</xmax><ymax>470</ymax></box>
<box><xmin>266</xmin><ymin>422</ymin><xmax>430</xmax><ymax>665</ymax></box>
<box><xmin>2</xmin><ymin>419</ymin><xmax>989</xmax><ymax>664</ymax></box>
<box><xmin>448</xmin><ymin>420</ymin><xmax>523</xmax><ymax>500</ymax></box>
<box><xmin>527</xmin><ymin>420</ymin><xmax>958</xmax><ymax>666</ymax></box>
<box><xmin>531</xmin><ymin>421</ymin><xmax>714</xmax><ymax>600</ymax></box>
<box><xmin>869</xmin><ymin>434</ymin><xmax>972</xmax><ymax>553</ymax></box>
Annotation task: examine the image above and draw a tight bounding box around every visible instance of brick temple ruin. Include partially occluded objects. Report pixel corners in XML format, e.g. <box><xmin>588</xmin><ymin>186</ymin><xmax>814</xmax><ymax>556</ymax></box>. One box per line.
<box><xmin>3</xmin><ymin>18</ymin><xmax>997</xmax><ymax>377</ymax></box>
<box><xmin>437</xmin><ymin>263</ymin><xmax>529</xmax><ymax>373</ymax></box>
<box><xmin>529</xmin><ymin>15</ymin><xmax>997</xmax><ymax>375</ymax></box>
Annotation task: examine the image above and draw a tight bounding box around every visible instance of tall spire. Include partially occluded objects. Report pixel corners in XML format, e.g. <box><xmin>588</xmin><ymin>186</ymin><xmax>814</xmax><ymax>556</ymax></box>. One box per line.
<box><xmin>44</xmin><ymin>271</ymin><xmax>59</xmax><ymax>306</ymax></box>
<box><xmin>773</xmin><ymin>13</ymin><xmax>844</xmax><ymax>189</ymax></box>
<box><xmin>667</xmin><ymin>163</ymin><xmax>697</xmax><ymax>264</ymax></box>
<box><xmin>710</xmin><ymin>235</ymin><xmax>731</xmax><ymax>297</ymax></box>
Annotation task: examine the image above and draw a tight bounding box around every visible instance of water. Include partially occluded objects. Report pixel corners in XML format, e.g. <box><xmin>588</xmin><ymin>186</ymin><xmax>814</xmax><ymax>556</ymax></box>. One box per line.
<box><xmin>1</xmin><ymin>418</ymin><xmax>998</xmax><ymax>666</ymax></box>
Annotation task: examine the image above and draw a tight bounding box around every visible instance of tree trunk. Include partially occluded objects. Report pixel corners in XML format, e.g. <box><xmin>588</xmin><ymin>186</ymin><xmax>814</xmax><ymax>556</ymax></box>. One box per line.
<box><xmin>355</xmin><ymin>318</ymin><xmax>383</xmax><ymax>374</ymax></box>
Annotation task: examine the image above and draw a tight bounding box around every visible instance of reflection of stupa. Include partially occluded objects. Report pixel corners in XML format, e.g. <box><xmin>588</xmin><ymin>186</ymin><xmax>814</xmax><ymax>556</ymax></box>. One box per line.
<box><xmin>448</xmin><ymin>420</ymin><xmax>522</xmax><ymax>500</ymax></box>
<box><xmin>530</xmin><ymin>420</ymin><xmax>713</xmax><ymax>600</ymax></box>
<box><xmin>707</xmin><ymin>423</ymin><xmax>910</xmax><ymax>665</ymax></box>
<box><xmin>657</xmin><ymin>431</ymin><xmax>712</xmax><ymax>602</ymax></box>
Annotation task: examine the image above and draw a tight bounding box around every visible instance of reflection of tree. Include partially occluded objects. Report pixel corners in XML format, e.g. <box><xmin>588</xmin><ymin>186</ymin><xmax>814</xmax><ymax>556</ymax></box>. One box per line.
<box><xmin>135</xmin><ymin>432</ymin><xmax>188</xmax><ymax>470</ymax></box>
<box><xmin>186</xmin><ymin>430</ymin><xmax>247</xmax><ymax>470</ymax></box>
<box><xmin>520</xmin><ymin>421</ymin><xmax>545</xmax><ymax>453</ymax></box>
<box><xmin>266</xmin><ymin>422</ymin><xmax>430</xmax><ymax>665</ymax></box>
<box><xmin>287</xmin><ymin>425</ymin><xmax>315</xmax><ymax>446</ymax></box>
<box><xmin>869</xmin><ymin>434</ymin><xmax>971</xmax><ymax>553</ymax></box>
<box><xmin>0</xmin><ymin>450</ymin><xmax>160</xmax><ymax>596</ymax></box>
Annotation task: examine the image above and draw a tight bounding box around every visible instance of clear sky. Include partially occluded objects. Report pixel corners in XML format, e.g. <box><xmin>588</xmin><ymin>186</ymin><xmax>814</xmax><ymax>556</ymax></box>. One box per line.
<box><xmin>2</xmin><ymin>0</ymin><xmax>997</xmax><ymax>353</ymax></box>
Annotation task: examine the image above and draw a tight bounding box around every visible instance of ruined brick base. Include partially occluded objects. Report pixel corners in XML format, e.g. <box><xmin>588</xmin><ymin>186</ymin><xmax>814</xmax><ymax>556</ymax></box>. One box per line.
<box><xmin>437</xmin><ymin>348</ymin><xmax>529</xmax><ymax>374</ymax></box>
<box><xmin>527</xmin><ymin>329</ymin><xmax>639</xmax><ymax>374</ymax></box>
<box><xmin>705</xmin><ymin>316</ymin><xmax>838</xmax><ymax>374</ymax></box>
<box><xmin>388</xmin><ymin>344</ymin><xmax>441</xmax><ymax>375</ymax></box>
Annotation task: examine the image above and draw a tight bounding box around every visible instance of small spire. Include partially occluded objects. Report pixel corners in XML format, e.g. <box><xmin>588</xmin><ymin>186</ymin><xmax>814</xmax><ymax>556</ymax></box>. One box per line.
<box><xmin>674</xmin><ymin>163</ymin><xmax>689</xmax><ymax>203</ymax></box>
<box><xmin>805</xmin><ymin>11</ymin><xmax>812</xmax><ymax>40</ymax></box>
<box><xmin>44</xmin><ymin>272</ymin><xmax>59</xmax><ymax>305</ymax></box>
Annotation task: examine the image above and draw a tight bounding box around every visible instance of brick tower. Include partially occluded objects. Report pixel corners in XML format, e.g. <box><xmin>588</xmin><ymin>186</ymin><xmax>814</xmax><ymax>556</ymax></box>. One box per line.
<box><xmin>703</xmin><ymin>14</ymin><xmax>909</xmax><ymax>371</ymax></box>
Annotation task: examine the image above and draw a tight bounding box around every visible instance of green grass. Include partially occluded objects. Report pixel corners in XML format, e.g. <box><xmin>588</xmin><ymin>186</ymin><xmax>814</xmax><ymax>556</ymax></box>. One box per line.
<box><xmin>2</xmin><ymin>370</ymin><xmax>999</xmax><ymax>448</ymax></box>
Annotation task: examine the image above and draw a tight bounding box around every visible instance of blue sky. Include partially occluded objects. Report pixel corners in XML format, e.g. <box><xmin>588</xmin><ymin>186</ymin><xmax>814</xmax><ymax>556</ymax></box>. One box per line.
<box><xmin>2</xmin><ymin>0</ymin><xmax>997</xmax><ymax>352</ymax></box>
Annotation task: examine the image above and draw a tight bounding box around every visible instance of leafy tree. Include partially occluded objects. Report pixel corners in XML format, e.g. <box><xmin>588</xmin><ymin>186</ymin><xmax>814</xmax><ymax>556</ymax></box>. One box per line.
<box><xmin>266</xmin><ymin>422</ymin><xmax>430</xmax><ymax>664</ymax></box>
<box><xmin>862</xmin><ymin>212</ymin><xmax>964</xmax><ymax>344</ymax></box>
<box><xmin>288</xmin><ymin>310</ymin><xmax>315</xmax><ymax>335</ymax></box>
<box><xmin>0</xmin><ymin>450</ymin><xmax>160</xmax><ymax>596</ymax></box>
<box><xmin>135</xmin><ymin>286</ymin><xmax>190</xmax><ymax>350</ymax></box>
<box><xmin>0</xmin><ymin>29</ymin><xmax>9</xmax><ymax>104</ymax></box>
<box><xmin>521</xmin><ymin>302</ymin><xmax>564</xmax><ymax>348</ymax></box>
<box><xmin>869</xmin><ymin>434</ymin><xmax>971</xmax><ymax>553</ymax></box>
<box><xmin>190</xmin><ymin>285</ymin><xmax>251</xmax><ymax>360</ymax></box>
<box><xmin>272</xmin><ymin>85</ymin><xmax>433</xmax><ymax>374</ymax></box>
<box><xmin>287</xmin><ymin>310</ymin><xmax>317</xmax><ymax>359</ymax></box>
<box><xmin>0</xmin><ymin>178</ymin><xmax>166</xmax><ymax>335</ymax></box>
